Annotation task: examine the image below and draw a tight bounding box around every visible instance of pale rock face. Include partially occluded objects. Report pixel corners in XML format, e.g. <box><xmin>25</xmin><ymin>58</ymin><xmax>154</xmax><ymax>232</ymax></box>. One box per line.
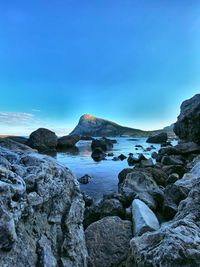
<box><xmin>0</xmin><ymin>144</ymin><xmax>88</xmax><ymax>267</ymax></box>
<box><xmin>132</xmin><ymin>199</ymin><xmax>160</xmax><ymax>236</ymax></box>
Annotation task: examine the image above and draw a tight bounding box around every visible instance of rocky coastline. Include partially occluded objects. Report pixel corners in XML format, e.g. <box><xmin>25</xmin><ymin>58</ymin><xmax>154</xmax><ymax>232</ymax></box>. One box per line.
<box><xmin>1</xmin><ymin>94</ymin><xmax>200</xmax><ymax>266</ymax></box>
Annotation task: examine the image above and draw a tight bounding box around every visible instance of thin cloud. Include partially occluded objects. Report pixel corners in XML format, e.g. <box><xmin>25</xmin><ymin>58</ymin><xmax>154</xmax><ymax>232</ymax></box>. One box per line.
<box><xmin>0</xmin><ymin>112</ymin><xmax>34</xmax><ymax>126</ymax></box>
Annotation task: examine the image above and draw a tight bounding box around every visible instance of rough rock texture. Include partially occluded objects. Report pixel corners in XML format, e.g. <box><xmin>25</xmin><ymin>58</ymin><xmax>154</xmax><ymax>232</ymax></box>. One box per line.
<box><xmin>132</xmin><ymin>199</ymin><xmax>160</xmax><ymax>236</ymax></box>
<box><xmin>0</xmin><ymin>138</ymin><xmax>35</xmax><ymax>153</ymax></box>
<box><xmin>118</xmin><ymin>168</ymin><xmax>160</xmax><ymax>210</ymax></box>
<box><xmin>26</xmin><ymin>128</ymin><xmax>58</xmax><ymax>151</ymax></box>
<box><xmin>0</xmin><ymin>144</ymin><xmax>88</xmax><ymax>267</ymax></box>
<box><xmin>146</xmin><ymin>132</ymin><xmax>168</xmax><ymax>144</ymax></box>
<box><xmin>126</xmin><ymin>157</ymin><xmax>200</xmax><ymax>267</ymax></box>
<box><xmin>174</xmin><ymin>94</ymin><xmax>200</xmax><ymax>144</ymax></box>
<box><xmin>4</xmin><ymin>136</ymin><xmax>28</xmax><ymax>145</ymax></box>
<box><xmin>83</xmin><ymin>195</ymin><xmax>126</xmax><ymax>229</ymax></box>
<box><xmin>57</xmin><ymin>134</ymin><xmax>80</xmax><ymax>149</ymax></box>
<box><xmin>85</xmin><ymin>216</ymin><xmax>132</xmax><ymax>267</ymax></box>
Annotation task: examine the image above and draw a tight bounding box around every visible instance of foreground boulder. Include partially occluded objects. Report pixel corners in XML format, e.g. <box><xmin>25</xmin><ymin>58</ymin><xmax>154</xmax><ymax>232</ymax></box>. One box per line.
<box><xmin>146</xmin><ymin>132</ymin><xmax>168</xmax><ymax>144</ymax></box>
<box><xmin>174</xmin><ymin>94</ymin><xmax>200</xmax><ymax>144</ymax></box>
<box><xmin>132</xmin><ymin>199</ymin><xmax>160</xmax><ymax>236</ymax></box>
<box><xmin>26</xmin><ymin>128</ymin><xmax>58</xmax><ymax>151</ymax></box>
<box><xmin>85</xmin><ymin>216</ymin><xmax>132</xmax><ymax>267</ymax></box>
<box><xmin>57</xmin><ymin>134</ymin><xmax>80</xmax><ymax>149</ymax></box>
<box><xmin>0</xmin><ymin>145</ymin><xmax>88</xmax><ymax>266</ymax></box>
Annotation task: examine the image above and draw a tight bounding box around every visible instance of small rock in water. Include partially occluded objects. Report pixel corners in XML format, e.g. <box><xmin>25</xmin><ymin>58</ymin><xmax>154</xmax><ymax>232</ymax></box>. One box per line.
<box><xmin>112</xmin><ymin>156</ymin><xmax>120</xmax><ymax>161</ymax></box>
<box><xmin>135</xmin><ymin>144</ymin><xmax>143</xmax><ymax>148</ymax></box>
<box><xmin>107</xmin><ymin>152</ymin><xmax>114</xmax><ymax>157</ymax></box>
<box><xmin>78</xmin><ymin>174</ymin><xmax>91</xmax><ymax>184</ymax></box>
<box><xmin>118</xmin><ymin>154</ymin><xmax>127</xmax><ymax>161</ymax></box>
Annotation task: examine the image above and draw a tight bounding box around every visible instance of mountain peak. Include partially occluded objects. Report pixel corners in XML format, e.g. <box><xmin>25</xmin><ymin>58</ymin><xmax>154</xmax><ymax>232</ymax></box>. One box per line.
<box><xmin>80</xmin><ymin>114</ymin><xmax>96</xmax><ymax>121</ymax></box>
<box><xmin>70</xmin><ymin>114</ymin><xmax>164</xmax><ymax>137</ymax></box>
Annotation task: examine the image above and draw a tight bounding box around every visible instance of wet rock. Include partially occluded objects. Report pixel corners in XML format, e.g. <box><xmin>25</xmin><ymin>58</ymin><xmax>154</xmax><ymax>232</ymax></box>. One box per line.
<box><xmin>57</xmin><ymin>134</ymin><xmax>80</xmax><ymax>149</ymax></box>
<box><xmin>132</xmin><ymin>199</ymin><xmax>160</xmax><ymax>236</ymax></box>
<box><xmin>166</xmin><ymin>173</ymin><xmax>180</xmax><ymax>185</ymax></box>
<box><xmin>26</xmin><ymin>128</ymin><xmax>57</xmax><ymax>151</ymax></box>
<box><xmin>112</xmin><ymin>156</ymin><xmax>120</xmax><ymax>161</ymax></box>
<box><xmin>78</xmin><ymin>174</ymin><xmax>91</xmax><ymax>184</ymax></box>
<box><xmin>146</xmin><ymin>132</ymin><xmax>168</xmax><ymax>144</ymax></box>
<box><xmin>99</xmin><ymin>198</ymin><xmax>125</xmax><ymax>219</ymax></box>
<box><xmin>91</xmin><ymin>148</ymin><xmax>106</xmax><ymax>161</ymax></box>
<box><xmin>81</xmin><ymin>136</ymin><xmax>94</xmax><ymax>141</ymax></box>
<box><xmin>118</xmin><ymin>168</ymin><xmax>134</xmax><ymax>185</ymax></box>
<box><xmin>151</xmin><ymin>151</ymin><xmax>158</xmax><ymax>159</ymax></box>
<box><xmin>127</xmin><ymin>153</ymin><xmax>146</xmax><ymax>166</ymax></box>
<box><xmin>162</xmin><ymin>164</ymin><xmax>186</xmax><ymax>177</ymax></box>
<box><xmin>140</xmin><ymin>158</ymin><xmax>154</xmax><ymax>168</ymax></box>
<box><xmin>159</xmin><ymin>141</ymin><xmax>200</xmax><ymax>156</ymax></box>
<box><xmin>107</xmin><ymin>152</ymin><xmax>114</xmax><ymax>157</ymax></box>
<box><xmin>85</xmin><ymin>216</ymin><xmax>132</xmax><ymax>267</ymax></box>
<box><xmin>161</xmin><ymin>155</ymin><xmax>185</xmax><ymax>166</ymax></box>
<box><xmin>119</xmin><ymin>168</ymin><xmax>159</xmax><ymax>210</ymax></box>
<box><xmin>82</xmin><ymin>193</ymin><xmax>93</xmax><ymax>207</ymax></box>
<box><xmin>91</xmin><ymin>138</ymin><xmax>114</xmax><ymax>152</ymax></box>
<box><xmin>118</xmin><ymin>154</ymin><xmax>127</xmax><ymax>160</ymax></box>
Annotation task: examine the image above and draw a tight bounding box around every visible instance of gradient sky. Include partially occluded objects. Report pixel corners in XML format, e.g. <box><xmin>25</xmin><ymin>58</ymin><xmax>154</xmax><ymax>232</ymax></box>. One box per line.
<box><xmin>0</xmin><ymin>0</ymin><xmax>200</xmax><ymax>135</ymax></box>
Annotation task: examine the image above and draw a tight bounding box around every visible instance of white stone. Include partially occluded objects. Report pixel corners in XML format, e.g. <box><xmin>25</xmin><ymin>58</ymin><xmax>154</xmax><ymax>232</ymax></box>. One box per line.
<box><xmin>132</xmin><ymin>199</ymin><xmax>160</xmax><ymax>236</ymax></box>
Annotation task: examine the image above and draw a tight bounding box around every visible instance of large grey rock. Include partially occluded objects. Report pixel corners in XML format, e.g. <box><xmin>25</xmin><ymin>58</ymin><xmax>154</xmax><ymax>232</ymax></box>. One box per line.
<box><xmin>159</xmin><ymin>141</ymin><xmax>200</xmax><ymax>156</ymax></box>
<box><xmin>118</xmin><ymin>168</ymin><xmax>160</xmax><ymax>210</ymax></box>
<box><xmin>132</xmin><ymin>199</ymin><xmax>160</xmax><ymax>236</ymax></box>
<box><xmin>0</xmin><ymin>145</ymin><xmax>88</xmax><ymax>267</ymax></box>
<box><xmin>174</xmin><ymin>94</ymin><xmax>200</xmax><ymax>144</ymax></box>
<box><xmin>146</xmin><ymin>132</ymin><xmax>168</xmax><ymax>144</ymax></box>
<box><xmin>57</xmin><ymin>134</ymin><xmax>80</xmax><ymax>149</ymax></box>
<box><xmin>26</xmin><ymin>128</ymin><xmax>57</xmax><ymax>151</ymax></box>
<box><xmin>126</xmin><ymin>181</ymin><xmax>200</xmax><ymax>267</ymax></box>
<box><xmin>85</xmin><ymin>216</ymin><xmax>132</xmax><ymax>267</ymax></box>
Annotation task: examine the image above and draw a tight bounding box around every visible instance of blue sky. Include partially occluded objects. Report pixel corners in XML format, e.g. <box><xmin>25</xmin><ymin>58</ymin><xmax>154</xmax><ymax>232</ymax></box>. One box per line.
<box><xmin>0</xmin><ymin>0</ymin><xmax>200</xmax><ymax>135</ymax></box>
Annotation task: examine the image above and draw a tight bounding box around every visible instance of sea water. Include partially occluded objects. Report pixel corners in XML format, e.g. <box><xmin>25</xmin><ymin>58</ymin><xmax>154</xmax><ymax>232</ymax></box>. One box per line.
<box><xmin>55</xmin><ymin>137</ymin><xmax>170</xmax><ymax>200</ymax></box>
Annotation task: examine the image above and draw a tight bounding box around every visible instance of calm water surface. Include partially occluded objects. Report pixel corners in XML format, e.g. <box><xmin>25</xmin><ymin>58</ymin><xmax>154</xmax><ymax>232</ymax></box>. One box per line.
<box><xmin>55</xmin><ymin>137</ymin><xmax>164</xmax><ymax>200</ymax></box>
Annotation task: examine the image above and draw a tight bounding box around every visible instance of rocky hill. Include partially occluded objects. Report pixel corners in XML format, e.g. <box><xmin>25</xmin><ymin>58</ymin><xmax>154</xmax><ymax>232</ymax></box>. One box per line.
<box><xmin>70</xmin><ymin>114</ymin><xmax>171</xmax><ymax>137</ymax></box>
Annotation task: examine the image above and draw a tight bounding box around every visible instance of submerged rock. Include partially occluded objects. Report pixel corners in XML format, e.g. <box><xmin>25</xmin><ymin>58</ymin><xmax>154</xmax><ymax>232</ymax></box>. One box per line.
<box><xmin>78</xmin><ymin>174</ymin><xmax>92</xmax><ymax>184</ymax></box>
<box><xmin>91</xmin><ymin>148</ymin><xmax>106</xmax><ymax>161</ymax></box>
<box><xmin>85</xmin><ymin>216</ymin><xmax>132</xmax><ymax>267</ymax></box>
<box><xmin>57</xmin><ymin>134</ymin><xmax>80</xmax><ymax>149</ymax></box>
